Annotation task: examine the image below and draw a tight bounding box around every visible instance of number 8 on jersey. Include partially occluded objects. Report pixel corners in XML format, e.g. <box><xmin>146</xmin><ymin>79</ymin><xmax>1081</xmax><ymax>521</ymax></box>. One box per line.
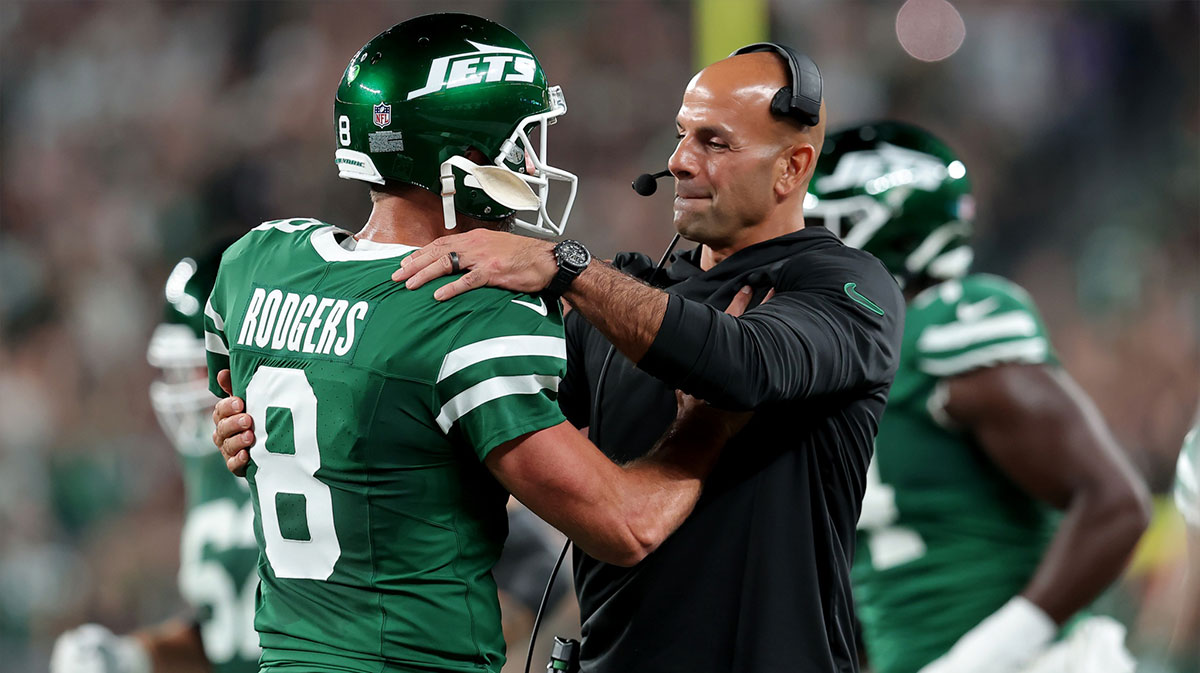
<box><xmin>246</xmin><ymin>366</ymin><xmax>341</xmax><ymax>580</ymax></box>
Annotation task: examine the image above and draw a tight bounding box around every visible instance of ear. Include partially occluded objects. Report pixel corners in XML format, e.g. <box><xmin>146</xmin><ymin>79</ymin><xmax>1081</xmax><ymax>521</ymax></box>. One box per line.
<box><xmin>774</xmin><ymin>143</ymin><xmax>816</xmax><ymax>199</ymax></box>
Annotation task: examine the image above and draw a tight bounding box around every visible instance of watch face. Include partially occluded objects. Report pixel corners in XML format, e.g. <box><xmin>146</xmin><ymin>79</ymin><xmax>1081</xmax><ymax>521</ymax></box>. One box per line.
<box><xmin>558</xmin><ymin>241</ymin><xmax>590</xmax><ymax>268</ymax></box>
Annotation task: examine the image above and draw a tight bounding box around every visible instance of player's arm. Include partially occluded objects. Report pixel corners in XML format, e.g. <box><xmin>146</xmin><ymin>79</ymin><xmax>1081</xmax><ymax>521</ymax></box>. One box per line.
<box><xmin>213</xmin><ymin>376</ymin><xmax>744</xmax><ymax>566</ymax></box>
<box><xmin>134</xmin><ymin>620</ymin><xmax>211</xmax><ymax>673</ymax></box>
<box><xmin>485</xmin><ymin>393</ymin><xmax>748</xmax><ymax>567</ymax></box>
<box><xmin>946</xmin><ymin>364</ymin><xmax>1150</xmax><ymax>622</ymax></box>
<box><xmin>52</xmin><ymin>620</ymin><xmax>210</xmax><ymax>673</ymax></box>
<box><xmin>919</xmin><ymin>364</ymin><xmax>1151</xmax><ymax>673</ymax></box>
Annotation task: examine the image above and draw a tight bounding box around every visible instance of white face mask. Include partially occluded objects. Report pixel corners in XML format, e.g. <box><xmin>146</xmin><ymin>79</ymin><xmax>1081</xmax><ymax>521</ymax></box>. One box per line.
<box><xmin>438</xmin><ymin>85</ymin><xmax>579</xmax><ymax>236</ymax></box>
<box><xmin>147</xmin><ymin>323</ymin><xmax>218</xmax><ymax>456</ymax></box>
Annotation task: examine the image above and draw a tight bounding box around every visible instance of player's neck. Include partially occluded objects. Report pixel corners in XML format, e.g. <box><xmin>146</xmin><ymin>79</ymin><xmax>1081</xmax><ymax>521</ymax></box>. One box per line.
<box><xmin>356</xmin><ymin>190</ymin><xmax>447</xmax><ymax>247</ymax></box>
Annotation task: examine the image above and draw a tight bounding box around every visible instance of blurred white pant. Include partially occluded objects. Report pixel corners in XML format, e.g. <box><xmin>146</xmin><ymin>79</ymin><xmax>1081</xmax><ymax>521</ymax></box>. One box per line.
<box><xmin>1021</xmin><ymin>617</ymin><xmax>1136</xmax><ymax>673</ymax></box>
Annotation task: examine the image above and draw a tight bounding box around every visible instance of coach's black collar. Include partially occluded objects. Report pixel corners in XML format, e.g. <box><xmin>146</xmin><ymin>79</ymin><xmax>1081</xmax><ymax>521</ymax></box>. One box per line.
<box><xmin>664</xmin><ymin>226</ymin><xmax>840</xmax><ymax>285</ymax></box>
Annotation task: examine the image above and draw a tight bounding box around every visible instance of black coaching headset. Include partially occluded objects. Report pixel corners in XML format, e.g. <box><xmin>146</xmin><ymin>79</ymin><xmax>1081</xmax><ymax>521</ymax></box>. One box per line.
<box><xmin>524</xmin><ymin>42</ymin><xmax>823</xmax><ymax>673</ymax></box>
<box><xmin>729</xmin><ymin>42</ymin><xmax>822</xmax><ymax>126</ymax></box>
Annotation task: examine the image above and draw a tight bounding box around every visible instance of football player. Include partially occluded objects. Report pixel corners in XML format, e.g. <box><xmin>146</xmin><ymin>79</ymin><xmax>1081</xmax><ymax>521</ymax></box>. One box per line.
<box><xmin>51</xmin><ymin>243</ymin><xmax>261</xmax><ymax>673</ymax></box>
<box><xmin>204</xmin><ymin>14</ymin><xmax>747</xmax><ymax>673</ymax></box>
<box><xmin>808</xmin><ymin>122</ymin><xmax>1151</xmax><ymax>673</ymax></box>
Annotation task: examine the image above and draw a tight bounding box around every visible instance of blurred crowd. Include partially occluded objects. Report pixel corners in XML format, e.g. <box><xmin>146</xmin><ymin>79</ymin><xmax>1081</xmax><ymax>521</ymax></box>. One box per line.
<box><xmin>0</xmin><ymin>1</ymin><xmax>1196</xmax><ymax>670</ymax></box>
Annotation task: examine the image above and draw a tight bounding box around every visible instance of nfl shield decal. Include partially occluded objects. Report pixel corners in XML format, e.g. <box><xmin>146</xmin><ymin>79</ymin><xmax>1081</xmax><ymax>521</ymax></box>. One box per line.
<box><xmin>373</xmin><ymin>102</ymin><xmax>391</xmax><ymax>128</ymax></box>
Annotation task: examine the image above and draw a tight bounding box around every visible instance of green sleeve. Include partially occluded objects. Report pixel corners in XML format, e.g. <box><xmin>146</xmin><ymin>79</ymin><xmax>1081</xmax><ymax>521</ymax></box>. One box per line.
<box><xmin>432</xmin><ymin>295</ymin><xmax>568</xmax><ymax>461</ymax></box>
<box><xmin>205</xmin><ymin>264</ymin><xmax>232</xmax><ymax>399</ymax></box>
<box><xmin>915</xmin><ymin>274</ymin><xmax>1057</xmax><ymax>378</ymax></box>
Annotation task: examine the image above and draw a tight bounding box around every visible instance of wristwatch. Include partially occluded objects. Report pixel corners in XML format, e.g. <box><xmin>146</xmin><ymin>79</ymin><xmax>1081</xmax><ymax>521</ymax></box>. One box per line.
<box><xmin>546</xmin><ymin>239</ymin><xmax>592</xmax><ymax>297</ymax></box>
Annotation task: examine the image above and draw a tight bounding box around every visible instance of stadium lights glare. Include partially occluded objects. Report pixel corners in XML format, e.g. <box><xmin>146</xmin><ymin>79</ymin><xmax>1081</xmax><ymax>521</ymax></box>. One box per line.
<box><xmin>896</xmin><ymin>0</ymin><xmax>966</xmax><ymax>63</ymax></box>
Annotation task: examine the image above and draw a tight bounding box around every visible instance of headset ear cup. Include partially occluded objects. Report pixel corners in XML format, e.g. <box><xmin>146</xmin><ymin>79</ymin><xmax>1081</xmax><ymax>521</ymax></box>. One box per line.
<box><xmin>771</xmin><ymin>87</ymin><xmax>794</xmax><ymax>117</ymax></box>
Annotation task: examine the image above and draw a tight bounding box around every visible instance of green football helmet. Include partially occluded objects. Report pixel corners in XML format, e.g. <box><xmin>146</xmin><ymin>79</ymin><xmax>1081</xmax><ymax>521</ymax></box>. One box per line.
<box><xmin>807</xmin><ymin>121</ymin><xmax>974</xmax><ymax>288</ymax></box>
<box><xmin>334</xmin><ymin>13</ymin><xmax>577</xmax><ymax>236</ymax></box>
<box><xmin>147</xmin><ymin>241</ymin><xmax>227</xmax><ymax>455</ymax></box>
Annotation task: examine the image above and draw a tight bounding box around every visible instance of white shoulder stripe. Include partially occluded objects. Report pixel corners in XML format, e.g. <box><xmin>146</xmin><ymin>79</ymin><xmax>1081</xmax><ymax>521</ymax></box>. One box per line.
<box><xmin>917</xmin><ymin>311</ymin><xmax>1037</xmax><ymax>353</ymax></box>
<box><xmin>253</xmin><ymin>217</ymin><xmax>325</xmax><ymax>232</ymax></box>
<box><xmin>919</xmin><ymin>338</ymin><xmax>1047</xmax><ymax>377</ymax></box>
<box><xmin>204</xmin><ymin>297</ymin><xmax>225</xmax><ymax>331</ymax></box>
<box><xmin>205</xmin><ymin>331</ymin><xmax>229</xmax><ymax>356</ymax></box>
<box><xmin>436</xmin><ymin>374</ymin><xmax>560</xmax><ymax>433</ymax></box>
<box><xmin>438</xmin><ymin>335</ymin><xmax>566</xmax><ymax>382</ymax></box>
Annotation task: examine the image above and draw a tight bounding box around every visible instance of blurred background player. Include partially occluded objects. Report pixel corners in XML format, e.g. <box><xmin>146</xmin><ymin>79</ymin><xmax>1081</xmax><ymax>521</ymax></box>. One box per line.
<box><xmin>1170</xmin><ymin>420</ymin><xmax>1199</xmax><ymax>668</ymax></box>
<box><xmin>808</xmin><ymin>121</ymin><xmax>1152</xmax><ymax>673</ymax></box>
<box><xmin>51</xmin><ymin>242</ymin><xmax>261</xmax><ymax>673</ymax></box>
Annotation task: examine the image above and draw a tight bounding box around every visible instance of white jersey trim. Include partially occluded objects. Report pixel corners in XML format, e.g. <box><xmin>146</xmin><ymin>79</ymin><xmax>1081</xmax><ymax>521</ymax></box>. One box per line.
<box><xmin>436</xmin><ymin>374</ymin><xmax>560</xmax><ymax>433</ymax></box>
<box><xmin>438</xmin><ymin>335</ymin><xmax>566</xmax><ymax>382</ymax></box>
<box><xmin>917</xmin><ymin>311</ymin><xmax>1038</xmax><ymax>353</ymax></box>
<box><xmin>309</xmin><ymin>226</ymin><xmax>419</xmax><ymax>262</ymax></box>
<box><xmin>918</xmin><ymin>337</ymin><xmax>1047</xmax><ymax>377</ymax></box>
<box><xmin>204</xmin><ymin>297</ymin><xmax>225</xmax><ymax>331</ymax></box>
<box><xmin>205</xmin><ymin>331</ymin><xmax>229</xmax><ymax>356</ymax></box>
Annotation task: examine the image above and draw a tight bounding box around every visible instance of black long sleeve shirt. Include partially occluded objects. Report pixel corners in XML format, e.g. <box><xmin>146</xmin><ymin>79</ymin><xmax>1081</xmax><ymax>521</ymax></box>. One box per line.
<box><xmin>558</xmin><ymin>227</ymin><xmax>904</xmax><ymax>673</ymax></box>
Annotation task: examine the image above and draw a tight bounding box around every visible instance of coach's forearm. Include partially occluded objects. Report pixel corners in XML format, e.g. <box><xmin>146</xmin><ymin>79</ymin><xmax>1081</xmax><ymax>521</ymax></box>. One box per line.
<box><xmin>564</xmin><ymin>261</ymin><xmax>668</xmax><ymax>364</ymax></box>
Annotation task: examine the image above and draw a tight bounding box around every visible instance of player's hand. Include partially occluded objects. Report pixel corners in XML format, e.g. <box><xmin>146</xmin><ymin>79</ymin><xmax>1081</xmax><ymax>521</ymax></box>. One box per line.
<box><xmin>391</xmin><ymin>229</ymin><xmax>557</xmax><ymax>301</ymax></box>
<box><xmin>212</xmin><ymin>369</ymin><xmax>255</xmax><ymax>477</ymax></box>
<box><xmin>673</xmin><ymin>390</ymin><xmax>752</xmax><ymax>440</ymax></box>
<box><xmin>723</xmin><ymin>285</ymin><xmax>775</xmax><ymax>318</ymax></box>
<box><xmin>51</xmin><ymin>624</ymin><xmax>151</xmax><ymax>673</ymax></box>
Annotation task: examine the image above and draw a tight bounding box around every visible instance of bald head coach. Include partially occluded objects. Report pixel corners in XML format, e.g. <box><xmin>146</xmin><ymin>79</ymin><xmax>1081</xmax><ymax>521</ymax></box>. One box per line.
<box><xmin>215</xmin><ymin>44</ymin><xmax>904</xmax><ymax>671</ymax></box>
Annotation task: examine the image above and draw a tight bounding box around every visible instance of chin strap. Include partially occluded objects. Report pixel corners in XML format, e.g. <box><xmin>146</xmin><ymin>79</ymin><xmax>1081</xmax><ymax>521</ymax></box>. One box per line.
<box><xmin>439</xmin><ymin>160</ymin><xmax>458</xmax><ymax>230</ymax></box>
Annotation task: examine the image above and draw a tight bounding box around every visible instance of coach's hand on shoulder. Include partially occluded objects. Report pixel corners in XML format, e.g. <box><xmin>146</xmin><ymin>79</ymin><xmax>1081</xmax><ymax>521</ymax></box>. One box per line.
<box><xmin>391</xmin><ymin>229</ymin><xmax>557</xmax><ymax>301</ymax></box>
<box><xmin>212</xmin><ymin>369</ymin><xmax>255</xmax><ymax>477</ymax></box>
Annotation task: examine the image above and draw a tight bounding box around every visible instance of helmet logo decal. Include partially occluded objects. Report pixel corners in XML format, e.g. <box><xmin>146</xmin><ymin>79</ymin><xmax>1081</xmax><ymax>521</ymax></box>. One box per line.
<box><xmin>373</xmin><ymin>102</ymin><xmax>391</xmax><ymax>128</ymax></box>
<box><xmin>817</xmin><ymin>143</ymin><xmax>952</xmax><ymax>195</ymax></box>
<box><xmin>406</xmin><ymin>40</ymin><xmax>536</xmax><ymax>101</ymax></box>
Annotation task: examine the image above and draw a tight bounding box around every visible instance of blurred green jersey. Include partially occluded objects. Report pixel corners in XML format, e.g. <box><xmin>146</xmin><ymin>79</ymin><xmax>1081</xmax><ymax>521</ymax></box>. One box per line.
<box><xmin>205</xmin><ymin>218</ymin><xmax>567</xmax><ymax>673</ymax></box>
<box><xmin>852</xmin><ymin>274</ymin><xmax>1059</xmax><ymax>673</ymax></box>
<box><xmin>177</xmin><ymin>436</ymin><xmax>260</xmax><ymax>672</ymax></box>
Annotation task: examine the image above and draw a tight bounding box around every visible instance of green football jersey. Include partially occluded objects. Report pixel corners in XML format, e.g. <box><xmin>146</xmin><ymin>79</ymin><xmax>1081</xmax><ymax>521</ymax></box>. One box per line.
<box><xmin>204</xmin><ymin>218</ymin><xmax>568</xmax><ymax>673</ymax></box>
<box><xmin>176</xmin><ymin>443</ymin><xmax>260</xmax><ymax>673</ymax></box>
<box><xmin>852</xmin><ymin>274</ymin><xmax>1060</xmax><ymax>673</ymax></box>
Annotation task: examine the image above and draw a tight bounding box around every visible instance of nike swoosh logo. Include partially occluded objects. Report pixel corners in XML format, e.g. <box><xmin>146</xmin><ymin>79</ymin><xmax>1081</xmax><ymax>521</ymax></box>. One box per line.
<box><xmin>844</xmin><ymin>282</ymin><xmax>885</xmax><ymax>316</ymax></box>
<box><xmin>955</xmin><ymin>297</ymin><xmax>999</xmax><ymax>322</ymax></box>
<box><xmin>511</xmin><ymin>297</ymin><xmax>548</xmax><ymax>316</ymax></box>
